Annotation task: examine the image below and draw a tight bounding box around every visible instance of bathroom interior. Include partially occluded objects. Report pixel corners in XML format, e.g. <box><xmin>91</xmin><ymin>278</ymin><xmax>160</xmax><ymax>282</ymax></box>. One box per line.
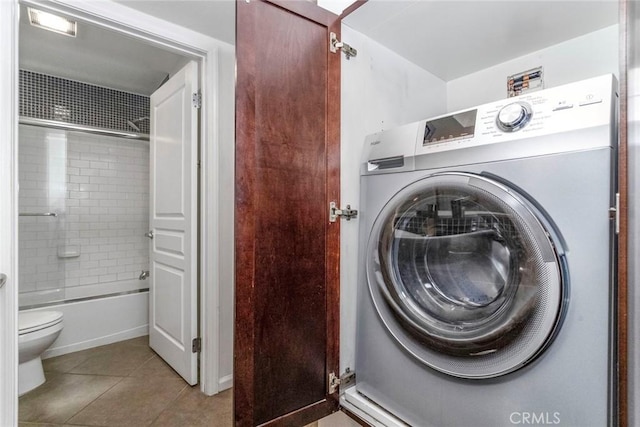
<box><xmin>15</xmin><ymin>3</ymin><xmax>214</xmax><ymax>421</ymax></box>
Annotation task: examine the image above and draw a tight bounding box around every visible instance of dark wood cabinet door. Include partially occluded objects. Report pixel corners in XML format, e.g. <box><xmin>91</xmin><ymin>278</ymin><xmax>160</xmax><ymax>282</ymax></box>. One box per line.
<box><xmin>234</xmin><ymin>1</ymin><xmax>341</xmax><ymax>425</ymax></box>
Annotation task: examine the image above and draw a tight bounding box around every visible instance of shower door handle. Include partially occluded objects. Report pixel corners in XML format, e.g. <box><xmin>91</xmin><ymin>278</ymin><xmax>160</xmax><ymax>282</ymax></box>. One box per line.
<box><xmin>145</xmin><ymin>231</ymin><xmax>154</xmax><ymax>239</ymax></box>
<box><xmin>0</xmin><ymin>273</ymin><xmax>7</xmax><ymax>289</ymax></box>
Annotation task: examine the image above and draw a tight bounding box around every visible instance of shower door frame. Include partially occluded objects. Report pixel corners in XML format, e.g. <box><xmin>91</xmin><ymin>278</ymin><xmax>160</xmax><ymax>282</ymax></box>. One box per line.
<box><xmin>0</xmin><ymin>0</ymin><xmax>232</xmax><ymax>422</ymax></box>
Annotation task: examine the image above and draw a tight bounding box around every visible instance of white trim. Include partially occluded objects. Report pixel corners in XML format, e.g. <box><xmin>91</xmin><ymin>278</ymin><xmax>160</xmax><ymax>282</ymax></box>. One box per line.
<box><xmin>200</xmin><ymin>46</ymin><xmax>221</xmax><ymax>395</ymax></box>
<box><xmin>0</xmin><ymin>2</ymin><xmax>19</xmax><ymax>424</ymax></box>
<box><xmin>218</xmin><ymin>374</ymin><xmax>233</xmax><ymax>391</ymax></box>
<box><xmin>2</xmin><ymin>0</ymin><xmax>235</xmax><ymax>408</ymax></box>
<box><xmin>44</xmin><ymin>325</ymin><xmax>148</xmax><ymax>359</ymax></box>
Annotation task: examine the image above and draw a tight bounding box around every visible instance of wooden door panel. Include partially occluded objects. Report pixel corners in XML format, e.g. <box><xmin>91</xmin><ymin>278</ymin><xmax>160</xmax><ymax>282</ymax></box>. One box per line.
<box><xmin>235</xmin><ymin>1</ymin><xmax>341</xmax><ymax>425</ymax></box>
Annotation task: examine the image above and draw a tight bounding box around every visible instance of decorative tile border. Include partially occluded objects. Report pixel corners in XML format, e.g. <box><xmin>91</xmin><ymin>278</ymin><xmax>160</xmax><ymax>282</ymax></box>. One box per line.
<box><xmin>19</xmin><ymin>69</ymin><xmax>150</xmax><ymax>134</ymax></box>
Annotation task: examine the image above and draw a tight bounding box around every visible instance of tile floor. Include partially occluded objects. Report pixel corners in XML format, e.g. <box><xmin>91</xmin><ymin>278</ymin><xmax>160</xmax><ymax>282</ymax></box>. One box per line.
<box><xmin>19</xmin><ymin>336</ymin><xmax>360</xmax><ymax>427</ymax></box>
<box><xmin>19</xmin><ymin>336</ymin><xmax>231</xmax><ymax>427</ymax></box>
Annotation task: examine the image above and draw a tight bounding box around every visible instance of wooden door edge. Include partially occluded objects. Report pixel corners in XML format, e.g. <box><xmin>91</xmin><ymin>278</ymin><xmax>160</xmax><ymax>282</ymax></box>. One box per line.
<box><xmin>234</xmin><ymin>0</ymin><xmax>259</xmax><ymax>425</ymax></box>
<box><xmin>325</xmin><ymin>14</ymin><xmax>342</xmax><ymax>403</ymax></box>
<box><xmin>617</xmin><ymin>1</ymin><xmax>629</xmax><ymax>426</ymax></box>
<box><xmin>258</xmin><ymin>400</ymin><xmax>338</xmax><ymax>427</ymax></box>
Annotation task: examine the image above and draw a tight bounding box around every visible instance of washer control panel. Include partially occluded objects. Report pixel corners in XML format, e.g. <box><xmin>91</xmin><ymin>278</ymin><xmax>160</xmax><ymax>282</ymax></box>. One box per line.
<box><xmin>415</xmin><ymin>74</ymin><xmax>616</xmax><ymax>158</ymax></box>
<box><xmin>362</xmin><ymin>74</ymin><xmax>616</xmax><ymax>175</ymax></box>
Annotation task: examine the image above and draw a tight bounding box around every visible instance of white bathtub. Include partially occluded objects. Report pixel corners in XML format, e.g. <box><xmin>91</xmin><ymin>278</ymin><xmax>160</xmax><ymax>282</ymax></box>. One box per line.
<box><xmin>19</xmin><ymin>280</ymin><xmax>149</xmax><ymax>358</ymax></box>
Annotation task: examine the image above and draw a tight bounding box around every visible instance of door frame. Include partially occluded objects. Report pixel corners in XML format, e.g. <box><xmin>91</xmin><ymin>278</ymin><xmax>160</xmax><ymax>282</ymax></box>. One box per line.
<box><xmin>0</xmin><ymin>1</ymin><xmax>20</xmax><ymax>424</ymax></box>
<box><xmin>0</xmin><ymin>1</ymin><xmax>233</xmax><ymax>421</ymax></box>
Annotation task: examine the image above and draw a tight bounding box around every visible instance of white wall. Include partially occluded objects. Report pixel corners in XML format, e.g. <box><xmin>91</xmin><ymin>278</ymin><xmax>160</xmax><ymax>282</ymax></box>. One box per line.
<box><xmin>340</xmin><ymin>24</ymin><xmax>447</xmax><ymax>373</ymax></box>
<box><xmin>447</xmin><ymin>25</ymin><xmax>619</xmax><ymax>112</ymax></box>
<box><xmin>627</xmin><ymin>3</ymin><xmax>640</xmax><ymax>425</ymax></box>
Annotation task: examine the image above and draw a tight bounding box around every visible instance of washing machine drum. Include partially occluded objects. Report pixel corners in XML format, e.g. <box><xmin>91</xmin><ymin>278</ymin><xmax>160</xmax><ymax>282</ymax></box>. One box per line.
<box><xmin>367</xmin><ymin>172</ymin><xmax>567</xmax><ymax>379</ymax></box>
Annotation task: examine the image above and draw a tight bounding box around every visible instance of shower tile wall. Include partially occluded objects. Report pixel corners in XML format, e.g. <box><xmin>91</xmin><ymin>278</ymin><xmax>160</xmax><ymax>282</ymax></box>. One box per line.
<box><xmin>19</xmin><ymin>124</ymin><xmax>149</xmax><ymax>300</ymax></box>
<box><xmin>18</xmin><ymin>70</ymin><xmax>151</xmax><ymax>304</ymax></box>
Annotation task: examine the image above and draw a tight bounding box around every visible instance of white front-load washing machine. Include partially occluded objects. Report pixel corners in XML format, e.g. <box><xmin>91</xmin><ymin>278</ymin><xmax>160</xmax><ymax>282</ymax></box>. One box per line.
<box><xmin>349</xmin><ymin>75</ymin><xmax>618</xmax><ymax>426</ymax></box>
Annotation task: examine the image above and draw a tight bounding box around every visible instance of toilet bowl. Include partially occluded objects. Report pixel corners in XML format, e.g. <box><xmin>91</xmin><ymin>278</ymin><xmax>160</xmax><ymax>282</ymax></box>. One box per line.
<box><xmin>18</xmin><ymin>311</ymin><xmax>64</xmax><ymax>396</ymax></box>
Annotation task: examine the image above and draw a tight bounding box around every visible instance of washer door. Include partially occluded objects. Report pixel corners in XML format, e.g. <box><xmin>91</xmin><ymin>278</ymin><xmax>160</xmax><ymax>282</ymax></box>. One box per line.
<box><xmin>367</xmin><ymin>172</ymin><xmax>567</xmax><ymax>379</ymax></box>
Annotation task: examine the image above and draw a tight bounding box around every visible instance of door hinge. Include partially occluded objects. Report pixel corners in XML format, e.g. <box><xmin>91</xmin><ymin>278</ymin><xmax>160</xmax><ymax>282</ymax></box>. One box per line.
<box><xmin>329</xmin><ymin>368</ymin><xmax>356</xmax><ymax>394</ymax></box>
<box><xmin>192</xmin><ymin>91</ymin><xmax>202</xmax><ymax>109</ymax></box>
<box><xmin>329</xmin><ymin>32</ymin><xmax>357</xmax><ymax>60</ymax></box>
<box><xmin>609</xmin><ymin>192</ymin><xmax>620</xmax><ymax>234</ymax></box>
<box><xmin>192</xmin><ymin>337</ymin><xmax>202</xmax><ymax>353</ymax></box>
<box><xmin>329</xmin><ymin>201</ymin><xmax>358</xmax><ymax>223</ymax></box>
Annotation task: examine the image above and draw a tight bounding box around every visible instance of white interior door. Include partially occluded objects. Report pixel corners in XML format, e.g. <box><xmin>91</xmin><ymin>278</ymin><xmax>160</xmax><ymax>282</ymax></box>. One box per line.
<box><xmin>149</xmin><ymin>61</ymin><xmax>199</xmax><ymax>385</ymax></box>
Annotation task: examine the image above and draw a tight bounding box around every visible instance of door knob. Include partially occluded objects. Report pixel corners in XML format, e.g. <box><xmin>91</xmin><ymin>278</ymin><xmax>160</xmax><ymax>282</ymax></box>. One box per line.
<box><xmin>145</xmin><ymin>231</ymin><xmax>154</xmax><ymax>239</ymax></box>
<box><xmin>0</xmin><ymin>273</ymin><xmax>7</xmax><ymax>288</ymax></box>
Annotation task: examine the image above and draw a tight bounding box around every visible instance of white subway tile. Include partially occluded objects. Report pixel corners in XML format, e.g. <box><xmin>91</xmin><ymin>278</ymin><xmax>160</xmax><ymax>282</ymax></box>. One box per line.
<box><xmin>70</xmin><ymin>160</ymin><xmax>91</xmax><ymax>168</ymax></box>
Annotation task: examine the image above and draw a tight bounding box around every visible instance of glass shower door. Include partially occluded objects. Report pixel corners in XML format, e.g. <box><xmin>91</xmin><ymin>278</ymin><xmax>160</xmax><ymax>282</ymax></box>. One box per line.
<box><xmin>18</xmin><ymin>125</ymin><xmax>68</xmax><ymax>307</ymax></box>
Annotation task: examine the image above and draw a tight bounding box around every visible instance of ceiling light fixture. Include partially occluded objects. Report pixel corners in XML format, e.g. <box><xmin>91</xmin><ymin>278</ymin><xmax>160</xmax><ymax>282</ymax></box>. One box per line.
<box><xmin>28</xmin><ymin>8</ymin><xmax>77</xmax><ymax>37</ymax></box>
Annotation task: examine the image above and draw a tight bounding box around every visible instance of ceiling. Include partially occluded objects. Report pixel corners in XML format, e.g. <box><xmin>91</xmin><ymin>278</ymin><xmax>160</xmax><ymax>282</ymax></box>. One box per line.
<box><xmin>111</xmin><ymin>0</ymin><xmax>236</xmax><ymax>46</ymax></box>
<box><xmin>19</xmin><ymin>4</ymin><xmax>191</xmax><ymax>95</ymax></box>
<box><xmin>19</xmin><ymin>1</ymin><xmax>619</xmax><ymax>94</ymax></box>
<box><xmin>343</xmin><ymin>0</ymin><xmax>619</xmax><ymax>81</ymax></box>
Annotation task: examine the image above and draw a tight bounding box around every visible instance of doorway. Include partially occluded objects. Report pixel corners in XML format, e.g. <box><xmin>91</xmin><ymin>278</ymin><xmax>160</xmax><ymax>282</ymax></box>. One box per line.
<box><xmin>18</xmin><ymin>0</ymin><xmax>198</xmax><ymax>403</ymax></box>
<box><xmin>1</xmin><ymin>0</ymin><xmax>233</xmax><ymax>423</ymax></box>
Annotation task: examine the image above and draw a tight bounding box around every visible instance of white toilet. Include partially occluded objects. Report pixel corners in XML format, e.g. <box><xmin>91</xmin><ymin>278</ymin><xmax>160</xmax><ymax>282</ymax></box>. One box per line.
<box><xmin>18</xmin><ymin>311</ymin><xmax>64</xmax><ymax>396</ymax></box>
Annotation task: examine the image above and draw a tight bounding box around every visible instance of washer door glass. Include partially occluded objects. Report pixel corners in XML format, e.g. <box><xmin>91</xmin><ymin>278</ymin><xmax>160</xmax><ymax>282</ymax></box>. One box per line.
<box><xmin>367</xmin><ymin>172</ymin><xmax>567</xmax><ymax>378</ymax></box>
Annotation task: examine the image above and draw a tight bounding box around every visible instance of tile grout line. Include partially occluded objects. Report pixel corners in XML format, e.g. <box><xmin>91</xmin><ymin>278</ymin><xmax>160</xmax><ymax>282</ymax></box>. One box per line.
<box><xmin>60</xmin><ymin>342</ymin><xmax>157</xmax><ymax>425</ymax></box>
<box><xmin>126</xmin><ymin>352</ymin><xmax>158</xmax><ymax>377</ymax></box>
<box><xmin>147</xmin><ymin>382</ymin><xmax>190</xmax><ymax>426</ymax></box>
<box><xmin>22</xmin><ymin>338</ymin><xmax>196</xmax><ymax>426</ymax></box>
<box><xmin>60</xmin><ymin>373</ymin><xmax>129</xmax><ymax>426</ymax></box>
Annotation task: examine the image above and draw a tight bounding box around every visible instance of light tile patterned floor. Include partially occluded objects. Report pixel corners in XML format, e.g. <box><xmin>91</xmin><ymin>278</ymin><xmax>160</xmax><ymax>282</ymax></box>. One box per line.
<box><xmin>19</xmin><ymin>337</ymin><xmax>360</xmax><ymax>427</ymax></box>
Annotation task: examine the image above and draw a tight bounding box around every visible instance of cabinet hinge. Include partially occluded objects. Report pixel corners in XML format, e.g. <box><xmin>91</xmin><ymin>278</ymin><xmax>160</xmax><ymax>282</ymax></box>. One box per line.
<box><xmin>329</xmin><ymin>32</ymin><xmax>357</xmax><ymax>60</ymax></box>
<box><xmin>329</xmin><ymin>201</ymin><xmax>358</xmax><ymax>223</ymax></box>
<box><xmin>609</xmin><ymin>192</ymin><xmax>620</xmax><ymax>234</ymax></box>
<box><xmin>329</xmin><ymin>368</ymin><xmax>356</xmax><ymax>394</ymax></box>
<box><xmin>192</xmin><ymin>91</ymin><xmax>202</xmax><ymax>109</ymax></box>
<box><xmin>192</xmin><ymin>337</ymin><xmax>202</xmax><ymax>353</ymax></box>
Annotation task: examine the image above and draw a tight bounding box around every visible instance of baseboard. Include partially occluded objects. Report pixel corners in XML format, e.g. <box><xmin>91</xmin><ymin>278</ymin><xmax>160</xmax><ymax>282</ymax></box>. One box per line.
<box><xmin>218</xmin><ymin>374</ymin><xmax>233</xmax><ymax>391</ymax></box>
<box><xmin>43</xmin><ymin>325</ymin><xmax>149</xmax><ymax>359</ymax></box>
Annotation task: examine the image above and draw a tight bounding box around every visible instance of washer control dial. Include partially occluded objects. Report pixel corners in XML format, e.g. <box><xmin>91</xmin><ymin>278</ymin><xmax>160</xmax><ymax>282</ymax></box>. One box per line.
<box><xmin>496</xmin><ymin>102</ymin><xmax>532</xmax><ymax>132</ymax></box>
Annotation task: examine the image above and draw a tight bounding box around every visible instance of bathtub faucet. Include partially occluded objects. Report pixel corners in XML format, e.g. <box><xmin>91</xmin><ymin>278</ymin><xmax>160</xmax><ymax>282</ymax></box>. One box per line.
<box><xmin>139</xmin><ymin>270</ymin><xmax>150</xmax><ymax>280</ymax></box>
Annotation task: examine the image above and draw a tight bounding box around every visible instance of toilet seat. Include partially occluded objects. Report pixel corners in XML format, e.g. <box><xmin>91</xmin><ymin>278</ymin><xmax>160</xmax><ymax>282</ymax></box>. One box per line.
<box><xmin>19</xmin><ymin>311</ymin><xmax>63</xmax><ymax>335</ymax></box>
